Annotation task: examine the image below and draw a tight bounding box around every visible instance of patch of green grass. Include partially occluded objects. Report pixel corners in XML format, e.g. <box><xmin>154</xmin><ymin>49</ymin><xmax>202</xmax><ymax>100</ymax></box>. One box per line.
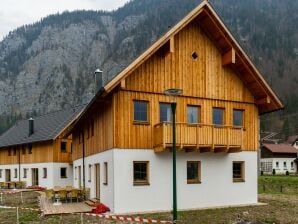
<box><xmin>258</xmin><ymin>175</ymin><xmax>298</xmax><ymax>195</ymax></box>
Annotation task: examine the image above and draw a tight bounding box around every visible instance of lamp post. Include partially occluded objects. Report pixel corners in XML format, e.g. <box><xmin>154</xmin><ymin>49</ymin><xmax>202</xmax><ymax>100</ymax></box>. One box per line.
<box><xmin>164</xmin><ymin>88</ymin><xmax>183</xmax><ymax>223</ymax></box>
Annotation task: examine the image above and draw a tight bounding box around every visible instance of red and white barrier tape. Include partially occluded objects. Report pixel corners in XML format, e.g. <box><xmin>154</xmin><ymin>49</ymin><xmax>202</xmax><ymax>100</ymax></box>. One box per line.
<box><xmin>0</xmin><ymin>205</ymin><xmax>41</xmax><ymax>212</ymax></box>
<box><xmin>84</xmin><ymin>212</ymin><xmax>172</xmax><ymax>223</ymax></box>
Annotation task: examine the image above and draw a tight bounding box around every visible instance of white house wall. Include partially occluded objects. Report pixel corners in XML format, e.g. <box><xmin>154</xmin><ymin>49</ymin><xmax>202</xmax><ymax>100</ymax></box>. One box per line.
<box><xmin>0</xmin><ymin>163</ymin><xmax>73</xmax><ymax>188</ymax></box>
<box><xmin>73</xmin><ymin>149</ymin><xmax>258</xmax><ymax>214</ymax></box>
<box><xmin>261</xmin><ymin>158</ymin><xmax>297</xmax><ymax>174</ymax></box>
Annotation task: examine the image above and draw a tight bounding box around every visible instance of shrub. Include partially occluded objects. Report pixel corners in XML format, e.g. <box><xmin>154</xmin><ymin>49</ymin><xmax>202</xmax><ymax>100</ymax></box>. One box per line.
<box><xmin>286</xmin><ymin>171</ymin><xmax>289</xmax><ymax>176</ymax></box>
<box><xmin>272</xmin><ymin>169</ymin><xmax>276</xmax><ymax>175</ymax></box>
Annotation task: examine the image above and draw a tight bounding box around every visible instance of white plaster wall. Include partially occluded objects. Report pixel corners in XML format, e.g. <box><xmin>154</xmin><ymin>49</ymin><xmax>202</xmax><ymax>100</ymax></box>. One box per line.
<box><xmin>113</xmin><ymin>149</ymin><xmax>258</xmax><ymax>214</ymax></box>
<box><xmin>271</xmin><ymin>158</ymin><xmax>297</xmax><ymax>174</ymax></box>
<box><xmin>72</xmin><ymin>150</ymin><xmax>114</xmax><ymax>211</ymax></box>
<box><xmin>0</xmin><ymin>163</ymin><xmax>73</xmax><ymax>188</ymax></box>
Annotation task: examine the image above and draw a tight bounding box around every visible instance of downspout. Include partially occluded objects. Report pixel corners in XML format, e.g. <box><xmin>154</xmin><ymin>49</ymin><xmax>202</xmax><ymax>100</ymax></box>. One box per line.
<box><xmin>82</xmin><ymin>131</ymin><xmax>86</xmax><ymax>199</ymax></box>
<box><xmin>18</xmin><ymin>147</ymin><xmax>21</xmax><ymax>182</ymax></box>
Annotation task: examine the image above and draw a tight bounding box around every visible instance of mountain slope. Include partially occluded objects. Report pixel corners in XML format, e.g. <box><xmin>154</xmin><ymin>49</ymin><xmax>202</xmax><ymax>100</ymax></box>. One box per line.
<box><xmin>0</xmin><ymin>0</ymin><xmax>297</xmax><ymax>135</ymax></box>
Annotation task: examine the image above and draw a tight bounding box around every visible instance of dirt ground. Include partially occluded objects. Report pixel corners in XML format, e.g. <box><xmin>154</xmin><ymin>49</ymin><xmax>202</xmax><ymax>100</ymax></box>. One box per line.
<box><xmin>0</xmin><ymin>191</ymin><xmax>297</xmax><ymax>223</ymax></box>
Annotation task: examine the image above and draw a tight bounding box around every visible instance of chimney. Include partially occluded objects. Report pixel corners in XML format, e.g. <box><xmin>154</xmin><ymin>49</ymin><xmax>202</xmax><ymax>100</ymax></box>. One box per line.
<box><xmin>94</xmin><ymin>68</ymin><xmax>103</xmax><ymax>93</ymax></box>
<box><xmin>29</xmin><ymin>118</ymin><xmax>34</xmax><ymax>136</ymax></box>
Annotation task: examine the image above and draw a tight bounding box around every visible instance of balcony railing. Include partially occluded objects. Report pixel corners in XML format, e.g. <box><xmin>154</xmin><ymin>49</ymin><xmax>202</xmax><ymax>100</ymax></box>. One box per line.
<box><xmin>153</xmin><ymin>122</ymin><xmax>243</xmax><ymax>153</ymax></box>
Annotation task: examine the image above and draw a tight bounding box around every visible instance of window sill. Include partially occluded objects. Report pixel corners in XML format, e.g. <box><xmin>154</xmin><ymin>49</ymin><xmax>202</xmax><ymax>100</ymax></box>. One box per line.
<box><xmin>61</xmin><ymin>177</ymin><xmax>67</xmax><ymax>179</ymax></box>
<box><xmin>233</xmin><ymin>178</ymin><xmax>245</xmax><ymax>183</ymax></box>
<box><xmin>187</xmin><ymin>180</ymin><xmax>201</xmax><ymax>184</ymax></box>
<box><xmin>133</xmin><ymin>121</ymin><xmax>150</xmax><ymax>125</ymax></box>
<box><xmin>133</xmin><ymin>181</ymin><xmax>150</xmax><ymax>186</ymax></box>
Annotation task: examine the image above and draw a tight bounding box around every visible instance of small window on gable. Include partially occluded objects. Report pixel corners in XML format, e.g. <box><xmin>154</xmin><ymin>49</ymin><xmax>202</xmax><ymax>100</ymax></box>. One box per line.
<box><xmin>187</xmin><ymin>161</ymin><xmax>201</xmax><ymax>184</ymax></box>
<box><xmin>134</xmin><ymin>101</ymin><xmax>149</xmax><ymax>123</ymax></box>
<box><xmin>191</xmin><ymin>51</ymin><xmax>198</xmax><ymax>60</ymax></box>
<box><xmin>233</xmin><ymin>161</ymin><xmax>245</xmax><ymax>182</ymax></box>
<box><xmin>160</xmin><ymin>103</ymin><xmax>172</xmax><ymax>122</ymax></box>
<box><xmin>187</xmin><ymin>106</ymin><xmax>200</xmax><ymax>124</ymax></box>
<box><xmin>61</xmin><ymin>142</ymin><xmax>67</xmax><ymax>153</ymax></box>
<box><xmin>233</xmin><ymin>109</ymin><xmax>244</xmax><ymax>127</ymax></box>
<box><xmin>213</xmin><ymin>108</ymin><xmax>224</xmax><ymax>126</ymax></box>
<box><xmin>133</xmin><ymin>161</ymin><xmax>149</xmax><ymax>186</ymax></box>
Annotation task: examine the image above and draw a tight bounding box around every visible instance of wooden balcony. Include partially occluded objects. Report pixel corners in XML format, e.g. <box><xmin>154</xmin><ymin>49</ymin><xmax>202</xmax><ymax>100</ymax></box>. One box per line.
<box><xmin>153</xmin><ymin>122</ymin><xmax>243</xmax><ymax>153</ymax></box>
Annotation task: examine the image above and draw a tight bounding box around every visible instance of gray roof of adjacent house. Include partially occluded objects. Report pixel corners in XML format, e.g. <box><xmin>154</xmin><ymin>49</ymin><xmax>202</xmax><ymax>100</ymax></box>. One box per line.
<box><xmin>0</xmin><ymin>105</ymin><xmax>85</xmax><ymax>148</ymax></box>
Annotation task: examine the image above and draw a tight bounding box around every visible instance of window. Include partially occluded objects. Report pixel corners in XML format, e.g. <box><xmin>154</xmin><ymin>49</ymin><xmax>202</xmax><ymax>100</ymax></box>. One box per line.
<box><xmin>213</xmin><ymin>108</ymin><xmax>224</xmax><ymax>126</ymax></box>
<box><xmin>41</xmin><ymin>168</ymin><xmax>47</xmax><ymax>178</ymax></box>
<box><xmin>133</xmin><ymin>161</ymin><xmax>149</xmax><ymax>186</ymax></box>
<box><xmin>88</xmin><ymin>165</ymin><xmax>92</xmax><ymax>182</ymax></box>
<box><xmin>104</xmin><ymin>162</ymin><xmax>108</xmax><ymax>185</ymax></box>
<box><xmin>13</xmin><ymin>147</ymin><xmax>17</xmax><ymax>156</ymax></box>
<box><xmin>134</xmin><ymin>101</ymin><xmax>149</xmax><ymax>123</ymax></box>
<box><xmin>60</xmin><ymin>142</ymin><xmax>67</xmax><ymax>153</ymax></box>
<box><xmin>160</xmin><ymin>103</ymin><xmax>172</xmax><ymax>122</ymax></box>
<box><xmin>23</xmin><ymin>169</ymin><xmax>27</xmax><ymax>178</ymax></box>
<box><xmin>283</xmin><ymin>161</ymin><xmax>287</xmax><ymax>170</ymax></box>
<box><xmin>60</xmin><ymin>168</ymin><xmax>67</xmax><ymax>178</ymax></box>
<box><xmin>0</xmin><ymin>169</ymin><xmax>2</xmax><ymax>178</ymax></box>
<box><xmin>14</xmin><ymin>169</ymin><xmax>18</xmax><ymax>178</ymax></box>
<box><xmin>233</xmin><ymin>161</ymin><xmax>245</xmax><ymax>182</ymax></box>
<box><xmin>187</xmin><ymin>161</ymin><xmax>201</xmax><ymax>184</ymax></box>
<box><xmin>276</xmin><ymin>161</ymin><xmax>279</xmax><ymax>169</ymax></box>
<box><xmin>291</xmin><ymin>162</ymin><xmax>294</xmax><ymax>170</ymax></box>
<box><xmin>22</xmin><ymin>145</ymin><xmax>26</xmax><ymax>155</ymax></box>
<box><xmin>233</xmin><ymin>110</ymin><xmax>244</xmax><ymax>127</ymax></box>
<box><xmin>261</xmin><ymin>161</ymin><xmax>272</xmax><ymax>173</ymax></box>
<box><xmin>191</xmin><ymin>51</ymin><xmax>198</xmax><ymax>60</ymax></box>
<box><xmin>28</xmin><ymin>144</ymin><xmax>32</xmax><ymax>154</ymax></box>
<box><xmin>8</xmin><ymin>149</ymin><xmax>11</xmax><ymax>156</ymax></box>
<box><xmin>187</xmin><ymin>106</ymin><xmax>200</xmax><ymax>124</ymax></box>
<box><xmin>70</xmin><ymin>143</ymin><xmax>73</xmax><ymax>153</ymax></box>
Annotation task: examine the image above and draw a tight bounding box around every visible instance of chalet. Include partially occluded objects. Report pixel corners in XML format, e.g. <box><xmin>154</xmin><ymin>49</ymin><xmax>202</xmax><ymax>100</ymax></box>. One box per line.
<box><xmin>67</xmin><ymin>1</ymin><xmax>283</xmax><ymax>214</ymax></box>
<box><xmin>260</xmin><ymin>143</ymin><xmax>298</xmax><ymax>174</ymax></box>
<box><xmin>0</xmin><ymin>105</ymin><xmax>84</xmax><ymax>188</ymax></box>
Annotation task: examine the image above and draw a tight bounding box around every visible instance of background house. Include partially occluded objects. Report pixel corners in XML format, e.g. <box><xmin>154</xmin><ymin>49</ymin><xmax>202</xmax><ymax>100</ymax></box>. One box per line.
<box><xmin>260</xmin><ymin>143</ymin><xmax>298</xmax><ymax>175</ymax></box>
<box><xmin>0</xmin><ymin>105</ymin><xmax>84</xmax><ymax>188</ymax></box>
<box><xmin>287</xmin><ymin>135</ymin><xmax>298</xmax><ymax>149</ymax></box>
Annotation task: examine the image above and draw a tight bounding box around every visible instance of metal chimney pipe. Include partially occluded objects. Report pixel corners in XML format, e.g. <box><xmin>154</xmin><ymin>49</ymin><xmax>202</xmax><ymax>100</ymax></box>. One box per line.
<box><xmin>29</xmin><ymin>118</ymin><xmax>34</xmax><ymax>136</ymax></box>
<box><xmin>94</xmin><ymin>68</ymin><xmax>103</xmax><ymax>92</ymax></box>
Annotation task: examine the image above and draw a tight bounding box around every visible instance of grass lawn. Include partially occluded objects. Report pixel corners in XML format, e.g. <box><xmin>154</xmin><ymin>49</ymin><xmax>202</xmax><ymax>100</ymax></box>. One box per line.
<box><xmin>0</xmin><ymin>177</ymin><xmax>297</xmax><ymax>224</ymax></box>
<box><xmin>259</xmin><ymin>175</ymin><xmax>298</xmax><ymax>195</ymax></box>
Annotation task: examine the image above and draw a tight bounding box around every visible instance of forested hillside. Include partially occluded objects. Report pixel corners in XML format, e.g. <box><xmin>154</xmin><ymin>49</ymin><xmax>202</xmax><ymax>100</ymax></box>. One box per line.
<box><xmin>0</xmin><ymin>0</ymin><xmax>297</xmax><ymax>137</ymax></box>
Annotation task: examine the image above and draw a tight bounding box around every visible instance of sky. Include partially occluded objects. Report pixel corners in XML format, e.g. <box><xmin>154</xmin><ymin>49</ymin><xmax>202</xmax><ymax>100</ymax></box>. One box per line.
<box><xmin>0</xmin><ymin>0</ymin><xmax>130</xmax><ymax>41</ymax></box>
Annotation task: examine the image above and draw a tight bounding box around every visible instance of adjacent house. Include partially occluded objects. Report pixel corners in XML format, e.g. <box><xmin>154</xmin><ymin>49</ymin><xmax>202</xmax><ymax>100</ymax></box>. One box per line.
<box><xmin>260</xmin><ymin>143</ymin><xmax>298</xmax><ymax>174</ymax></box>
<box><xmin>287</xmin><ymin>135</ymin><xmax>298</xmax><ymax>149</ymax></box>
<box><xmin>0</xmin><ymin>105</ymin><xmax>84</xmax><ymax>188</ymax></box>
<box><xmin>67</xmin><ymin>1</ymin><xmax>283</xmax><ymax>214</ymax></box>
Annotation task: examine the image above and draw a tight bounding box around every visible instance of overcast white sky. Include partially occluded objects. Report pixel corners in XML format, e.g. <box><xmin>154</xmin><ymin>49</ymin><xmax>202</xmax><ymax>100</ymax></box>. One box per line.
<box><xmin>0</xmin><ymin>0</ymin><xmax>130</xmax><ymax>41</ymax></box>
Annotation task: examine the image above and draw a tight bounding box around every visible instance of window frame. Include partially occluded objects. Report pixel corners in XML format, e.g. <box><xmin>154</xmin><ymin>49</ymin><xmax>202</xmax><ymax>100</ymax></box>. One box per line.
<box><xmin>187</xmin><ymin>161</ymin><xmax>201</xmax><ymax>184</ymax></box>
<box><xmin>60</xmin><ymin>167</ymin><xmax>67</xmax><ymax>179</ymax></box>
<box><xmin>159</xmin><ymin>102</ymin><xmax>172</xmax><ymax>123</ymax></box>
<box><xmin>103</xmin><ymin>162</ymin><xmax>108</xmax><ymax>185</ymax></box>
<box><xmin>233</xmin><ymin>109</ymin><xmax>244</xmax><ymax>128</ymax></box>
<box><xmin>14</xmin><ymin>168</ymin><xmax>18</xmax><ymax>178</ymax></box>
<box><xmin>88</xmin><ymin>164</ymin><xmax>92</xmax><ymax>182</ymax></box>
<box><xmin>133</xmin><ymin>161</ymin><xmax>149</xmax><ymax>186</ymax></box>
<box><xmin>23</xmin><ymin>168</ymin><xmax>27</xmax><ymax>178</ymax></box>
<box><xmin>60</xmin><ymin>141</ymin><xmax>67</xmax><ymax>153</ymax></box>
<box><xmin>212</xmin><ymin>107</ymin><xmax>225</xmax><ymax>127</ymax></box>
<box><xmin>43</xmin><ymin>168</ymin><xmax>47</xmax><ymax>178</ymax></box>
<box><xmin>233</xmin><ymin>161</ymin><xmax>245</xmax><ymax>183</ymax></box>
<box><xmin>133</xmin><ymin>100</ymin><xmax>150</xmax><ymax>124</ymax></box>
<box><xmin>187</xmin><ymin>105</ymin><xmax>200</xmax><ymax>125</ymax></box>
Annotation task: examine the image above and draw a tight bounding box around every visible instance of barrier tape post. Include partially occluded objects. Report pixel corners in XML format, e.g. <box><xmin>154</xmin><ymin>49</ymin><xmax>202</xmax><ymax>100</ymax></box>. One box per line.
<box><xmin>16</xmin><ymin>207</ymin><xmax>19</xmax><ymax>224</ymax></box>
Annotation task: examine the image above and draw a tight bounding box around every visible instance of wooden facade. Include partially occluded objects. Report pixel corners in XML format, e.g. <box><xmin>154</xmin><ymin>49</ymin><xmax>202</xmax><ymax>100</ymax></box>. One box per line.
<box><xmin>71</xmin><ymin>1</ymin><xmax>283</xmax><ymax>160</ymax></box>
<box><xmin>0</xmin><ymin>138</ymin><xmax>72</xmax><ymax>165</ymax></box>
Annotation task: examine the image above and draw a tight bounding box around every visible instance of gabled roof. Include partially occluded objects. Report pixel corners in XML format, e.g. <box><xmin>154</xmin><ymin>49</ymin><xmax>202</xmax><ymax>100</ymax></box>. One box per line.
<box><xmin>263</xmin><ymin>143</ymin><xmax>298</xmax><ymax>154</ymax></box>
<box><xmin>0</xmin><ymin>105</ymin><xmax>85</xmax><ymax>148</ymax></box>
<box><xmin>68</xmin><ymin>0</ymin><xmax>284</xmax><ymax>131</ymax></box>
<box><xmin>287</xmin><ymin>135</ymin><xmax>298</xmax><ymax>144</ymax></box>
